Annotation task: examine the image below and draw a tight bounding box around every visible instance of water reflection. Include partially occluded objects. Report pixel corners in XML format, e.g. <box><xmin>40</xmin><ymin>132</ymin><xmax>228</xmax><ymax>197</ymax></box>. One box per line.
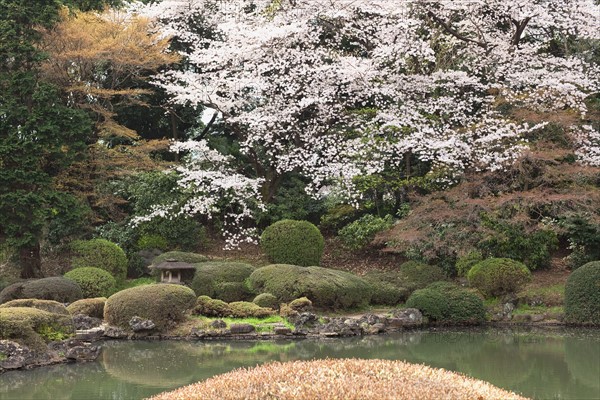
<box><xmin>0</xmin><ymin>328</ymin><xmax>598</xmax><ymax>400</ymax></box>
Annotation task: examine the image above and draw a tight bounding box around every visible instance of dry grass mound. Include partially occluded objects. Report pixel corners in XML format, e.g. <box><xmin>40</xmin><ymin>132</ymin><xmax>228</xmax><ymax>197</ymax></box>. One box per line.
<box><xmin>148</xmin><ymin>358</ymin><xmax>529</xmax><ymax>400</ymax></box>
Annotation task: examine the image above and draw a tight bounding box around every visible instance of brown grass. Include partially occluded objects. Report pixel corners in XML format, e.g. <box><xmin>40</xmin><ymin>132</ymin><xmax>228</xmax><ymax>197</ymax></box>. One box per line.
<box><xmin>148</xmin><ymin>358</ymin><xmax>529</xmax><ymax>400</ymax></box>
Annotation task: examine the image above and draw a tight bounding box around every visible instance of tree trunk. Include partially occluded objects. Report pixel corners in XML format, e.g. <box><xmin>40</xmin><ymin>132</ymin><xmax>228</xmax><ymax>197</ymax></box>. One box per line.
<box><xmin>19</xmin><ymin>242</ymin><xmax>42</xmax><ymax>279</ymax></box>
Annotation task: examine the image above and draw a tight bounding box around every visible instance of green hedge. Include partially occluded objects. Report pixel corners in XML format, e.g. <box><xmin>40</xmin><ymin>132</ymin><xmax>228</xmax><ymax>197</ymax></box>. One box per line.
<box><xmin>0</xmin><ymin>299</ymin><xmax>69</xmax><ymax>315</ymax></box>
<box><xmin>152</xmin><ymin>251</ymin><xmax>211</xmax><ymax>266</ymax></box>
<box><xmin>104</xmin><ymin>284</ymin><xmax>196</xmax><ymax>331</ymax></box>
<box><xmin>64</xmin><ymin>267</ymin><xmax>116</xmax><ymax>298</ymax></box>
<box><xmin>565</xmin><ymin>261</ymin><xmax>600</xmax><ymax>325</ymax></box>
<box><xmin>248</xmin><ymin>264</ymin><xmax>371</xmax><ymax>309</ymax></box>
<box><xmin>0</xmin><ymin>307</ymin><xmax>74</xmax><ymax>351</ymax></box>
<box><xmin>253</xmin><ymin>293</ymin><xmax>279</xmax><ymax>309</ymax></box>
<box><xmin>467</xmin><ymin>258</ymin><xmax>531</xmax><ymax>298</ymax></box>
<box><xmin>405</xmin><ymin>282</ymin><xmax>485</xmax><ymax>325</ymax></box>
<box><xmin>193</xmin><ymin>296</ymin><xmax>232</xmax><ymax>317</ymax></box>
<box><xmin>362</xmin><ymin>271</ymin><xmax>410</xmax><ymax>306</ymax></box>
<box><xmin>71</xmin><ymin>239</ymin><xmax>128</xmax><ymax>283</ymax></box>
<box><xmin>67</xmin><ymin>297</ymin><xmax>107</xmax><ymax>319</ymax></box>
<box><xmin>260</xmin><ymin>220</ymin><xmax>324</xmax><ymax>266</ymax></box>
<box><xmin>399</xmin><ymin>261</ymin><xmax>447</xmax><ymax>292</ymax></box>
<box><xmin>191</xmin><ymin>261</ymin><xmax>255</xmax><ymax>301</ymax></box>
<box><xmin>0</xmin><ymin>277</ymin><xmax>83</xmax><ymax>304</ymax></box>
<box><xmin>228</xmin><ymin>301</ymin><xmax>276</xmax><ymax>318</ymax></box>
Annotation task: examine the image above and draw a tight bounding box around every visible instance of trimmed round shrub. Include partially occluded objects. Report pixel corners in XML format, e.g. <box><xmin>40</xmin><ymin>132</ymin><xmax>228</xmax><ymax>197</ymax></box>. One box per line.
<box><xmin>152</xmin><ymin>251</ymin><xmax>211</xmax><ymax>266</ymax></box>
<box><xmin>406</xmin><ymin>282</ymin><xmax>485</xmax><ymax>325</ymax></box>
<box><xmin>564</xmin><ymin>261</ymin><xmax>600</xmax><ymax>325</ymax></box>
<box><xmin>248</xmin><ymin>264</ymin><xmax>372</xmax><ymax>309</ymax></box>
<box><xmin>0</xmin><ymin>307</ymin><xmax>74</xmax><ymax>351</ymax></box>
<box><xmin>71</xmin><ymin>239</ymin><xmax>127</xmax><ymax>283</ymax></box>
<box><xmin>67</xmin><ymin>297</ymin><xmax>107</xmax><ymax>319</ymax></box>
<box><xmin>253</xmin><ymin>293</ymin><xmax>279</xmax><ymax>310</ymax></box>
<box><xmin>191</xmin><ymin>261</ymin><xmax>255</xmax><ymax>301</ymax></box>
<box><xmin>362</xmin><ymin>271</ymin><xmax>410</xmax><ymax>306</ymax></box>
<box><xmin>289</xmin><ymin>297</ymin><xmax>312</xmax><ymax>312</ymax></box>
<box><xmin>64</xmin><ymin>267</ymin><xmax>116</xmax><ymax>298</ymax></box>
<box><xmin>455</xmin><ymin>251</ymin><xmax>484</xmax><ymax>277</ymax></box>
<box><xmin>0</xmin><ymin>277</ymin><xmax>83</xmax><ymax>304</ymax></box>
<box><xmin>193</xmin><ymin>296</ymin><xmax>232</xmax><ymax>317</ymax></box>
<box><xmin>467</xmin><ymin>258</ymin><xmax>532</xmax><ymax>298</ymax></box>
<box><xmin>104</xmin><ymin>284</ymin><xmax>196</xmax><ymax>331</ymax></box>
<box><xmin>399</xmin><ymin>261</ymin><xmax>447</xmax><ymax>292</ymax></box>
<box><xmin>260</xmin><ymin>220</ymin><xmax>324</xmax><ymax>266</ymax></box>
<box><xmin>228</xmin><ymin>301</ymin><xmax>276</xmax><ymax>318</ymax></box>
<box><xmin>0</xmin><ymin>299</ymin><xmax>69</xmax><ymax>315</ymax></box>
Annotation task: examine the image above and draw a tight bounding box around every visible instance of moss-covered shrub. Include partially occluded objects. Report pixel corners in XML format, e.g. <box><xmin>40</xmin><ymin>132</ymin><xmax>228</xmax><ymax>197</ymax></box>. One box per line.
<box><xmin>399</xmin><ymin>261</ymin><xmax>447</xmax><ymax>292</ymax></box>
<box><xmin>71</xmin><ymin>239</ymin><xmax>128</xmax><ymax>283</ymax></box>
<box><xmin>0</xmin><ymin>299</ymin><xmax>69</xmax><ymax>315</ymax></box>
<box><xmin>0</xmin><ymin>277</ymin><xmax>83</xmax><ymax>304</ymax></box>
<box><xmin>191</xmin><ymin>261</ymin><xmax>255</xmax><ymax>301</ymax></box>
<box><xmin>260</xmin><ymin>220</ymin><xmax>324</xmax><ymax>266</ymax></box>
<box><xmin>565</xmin><ymin>261</ymin><xmax>600</xmax><ymax>325</ymax></box>
<box><xmin>104</xmin><ymin>284</ymin><xmax>196</xmax><ymax>331</ymax></box>
<box><xmin>229</xmin><ymin>301</ymin><xmax>276</xmax><ymax>318</ymax></box>
<box><xmin>362</xmin><ymin>271</ymin><xmax>410</xmax><ymax>306</ymax></box>
<box><xmin>405</xmin><ymin>282</ymin><xmax>485</xmax><ymax>325</ymax></box>
<box><xmin>248</xmin><ymin>264</ymin><xmax>372</xmax><ymax>309</ymax></box>
<box><xmin>455</xmin><ymin>251</ymin><xmax>484</xmax><ymax>277</ymax></box>
<box><xmin>253</xmin><ymin>293</ymin><xmax>279</xmax><ymax>310</ymax></box>
<box><xmin>289</xmin><ymin>297</ymin><xmax>312</xmax><ymax>312</ymax></box>
<box><xmin>338</xmin><ymin>214</ymin><xmax>394</xmax><ymax>250</ymax></box>
<box><xmin>64</xmin><ymin>267</ymin><xmax>116</xmax><ymax>298</ymax></box>
<box><xmin>0</xmin><ymin>307</ymin><xmax>74</xmax><ymax>351</ymax></box>
<box><xmin>67</xmin><ymin>297</ymin><xmax>107</xmax><ymax>318</ymax></box>
<box><xmin>467</xmin><ymin>258</ymin><xmax>532</xmax><ymax>298</ymax></box>
<box><xmin>193</xmin><ymin>296</ymin><xmax>232</xmax><ymax>317</ymax></box>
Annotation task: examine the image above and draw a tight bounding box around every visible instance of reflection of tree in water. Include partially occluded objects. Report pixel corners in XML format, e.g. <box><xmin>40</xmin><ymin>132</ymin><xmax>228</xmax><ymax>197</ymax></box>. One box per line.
<box><xmin>565</xmin><ymin>337</ymin><xmax>600</xmax><ymax>393</ymax></box>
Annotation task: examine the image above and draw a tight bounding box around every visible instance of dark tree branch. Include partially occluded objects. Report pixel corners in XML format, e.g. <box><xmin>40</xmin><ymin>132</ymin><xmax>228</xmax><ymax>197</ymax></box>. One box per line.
<box><xmin>427</xmin><ymin>11</ymin><xmax>488</xmax><ymax>49</ymax></box>
<box><xmin>511</xmin><ymin>17</ymin><xmax>532</xmax><ymax>47</ymax></box>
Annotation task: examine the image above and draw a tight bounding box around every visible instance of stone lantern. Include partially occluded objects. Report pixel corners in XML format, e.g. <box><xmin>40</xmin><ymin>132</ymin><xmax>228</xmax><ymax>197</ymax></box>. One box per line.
<box><xmin>150</xmin><ymin>259</ymin><xmax>196</xmax><ymax>284</ymax></box>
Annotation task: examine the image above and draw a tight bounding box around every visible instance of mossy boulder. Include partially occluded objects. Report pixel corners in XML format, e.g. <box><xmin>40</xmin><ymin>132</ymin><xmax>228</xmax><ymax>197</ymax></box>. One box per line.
<box><xmin>71</xmin><ymin>239</ymin><xmax>128</xmax><ymax>283</ymax></box>
<box><xmin>104</xmin><ymin>284</ymin><xmax>196</xmax><ymax>331</ymax></box>
<box><xmin>260</xmin><ymin>220</ymin><xmax>324</xmax><ymax>266</ymax></box>
<box><xmin>67</xmin><ymin>297</ymin><xmax>107</xmax><ymax>319</ymax></box>
<box><xmin>64</xmin><ymin>267</ymin><xmax>116</xmax><ymax>298</ymax></box>
<box><xmin>467</xmin><ymin>258</ymin><xmax>531</xmax><ymax>298</ymax></box>
<box><xmin>193</xmin><ymin>296</ymin><xmax>232</xmax><ymax>317</ymax></box>
<box><xmin>0</xmin><ymin>299</ymin><xmax>69</xmax><ymax>315</ymax></box>
<box><xmin>0</xmin><ymin>277</ymin><xmax>83</xmax><ymax>304</ymax></box>
<box><xmin>405</xmin><ymin>282</ymin><xmax>485</xmax><ymax>325</ymax></box>
<box><xmin>252</xmin><ymin>293</ymin><xmax>279</xmax><ymax>310</ymax></box>
<box><xmin>248</xmin><ymin>264</ymin><xmax>372</xmax><ymax>309</ymax></box>
<box><xmin>0</xmin><ymin>307</ymin><xmax>74</xmax><ymax>351</ymax></box>
<box><xmin>191</xmin><ymin>261</ymin><xmax>255</xmax><ymax>301</ymax></box>
<box><xmin>565</xmin><ymin>261</ymin><xmax>600</xmax><ymax>325</ymax></box>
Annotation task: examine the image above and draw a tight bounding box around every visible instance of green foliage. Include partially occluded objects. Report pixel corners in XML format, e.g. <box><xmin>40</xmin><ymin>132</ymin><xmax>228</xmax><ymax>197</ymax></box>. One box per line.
<box><xmin>37</xmin><ymin>325</ymin><xmax>72</xmax><ymax>342</ymax></box>
<box><xmin>0</xmin><ymin>299</ymin><xmax>69</xmax><ymax>315</ymax></box>
<box><xmin>338</xmin><ymin>214</ymin><xmax>394</xmax><ymax>250</ymax></box>
<box><xmin>71</xmin><ymin>239</ymin><xmax>128</xmax><ymax>283</ymax></box>
<box><xmin>0</xmin><ymin>307</ymin><xmax>75</xmax><ymax>351</ymax></box>
<box><xmin>362</xmin><ymin>271</ymin><xmax>409</xmax><ymax>306</ymax></box>
<box><xmin>260</xmin><ymin>220</ymin><xmax>324</xmax><ymax>266</ymax></box>
<box><xmin>467</xmin><ymin>258</ymin><xmax>532</xmax><ymax>298</ymax></box>
<box><xmin>66</xmin><ymin>297</ymin><xmax>107</xmax><ymax>319</ymax></box>
<box><xmin>64</xmin><ymin>267</ymin><xmax>116</xmax><ymax>298</ymax></box>
<box><xmin>137</xmin><ymin>234</ymin><xmax>168</xmax><ymax>251</ymax></box>
<box><xmin>104</xmin><ymin>284</ymin><xmax>196</xmax><ymax>331</ymax></box>
<box><xmin>253</xmin><ymin>293</ymin><xmax>279</xmax><ymax>309</ymax></box>
<box><xmin>405</xmin><ymin>282</ymin><xmax>485</xmax><ymax>325</ymax></box>
<box><xmin>120</xmin><ymin>277</ymin><xmax>156</xmax><ymax>290</ymax></box>
<box><xmin>398</xmin><ymin>261</ymin><xmax>447</xmax><ymax>292</ymax></box>
<box><xmin>319</xmin><ymin>204</ymin><xmax>358</xmax><ymax>233</ymax></box>
<box><xmin>478</xmin><ymin>215</ymin><xmax>558</xmax><ymax>270</ymax></box>
<box><xmin>564</xmin><ymin>261</ymin><xmax>600</xmax><ymax>325</ymax></box>
<box><xmin>455</xmin><ymin>251</ymin><xmax>484</xmax><ymax>277</ymax></box>
<box><xmin>193</xmin><ymin>295</ymin><xmax>232</xmax><ymax>317</ymax></box>
<box><xmin>152</xmin><ymin>251</ymin><xmax>210</xmax><ymax>266</ymax></box>
<box><xmin>191</xmin><ymin>261</ymin><xmax>255</xmax><ymax>301</ymax></box>
<box><xmin>0</xmin><ymin>277</ymin><xmax>83</xmax><ymax>304</ymax></box>
<box><xmin>138</xmin><ymin>217</ymin><xmax>206</xmax><ymax>252</ymax></box>
<box><xmin>247</xmin><ymin>264</ymin><xmax>372</xmax><ymax>309</ymax></box>
<box><xmin>561</xmin><ymin>215</ymin><xmax>600</xmax><ymax>269</ymax></box>
<box><xmin>289</xmin><ymin>296</ymin><xmax>312</xmax><ymax>311</ymax></box>
<box><xmin>228</xmin><ymin>301</ymin><xmax>276</xmax><ymax>318</ymax></box>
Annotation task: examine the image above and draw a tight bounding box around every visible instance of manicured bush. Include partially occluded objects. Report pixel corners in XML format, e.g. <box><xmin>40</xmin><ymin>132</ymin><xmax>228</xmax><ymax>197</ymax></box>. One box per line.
<box><xmin>152</xmin><ymin>251</ymin><xmax>210</xmax><ymax>267</ymax></box>
<box><xmin>248</xmin><ymin>264</ymin><xmax>372</xmax><ymax>309</ymax></box>
<box><xmin>260</xmin><ymin>220</ymin><xmax>324</xmax><ymax>266</ymax></box>
<box><xmin>253</xmin><ymin>293</ymin><xmax>279</xmax><ymax>310</ymax></box>
<box><xmin>71</xmin><ymin>239</ymin><xmax>128</xmax><ymax>282</ymax></box>
<box><xmin>64</xmin><ymin>267</ymin><xmax>116</xmax><ymax>298</ymax></box>
<box><xmin>0</xmin><ymin>299</ymin><xmax>69</xmax><ymax>315</ymax></box>
<box><xmin>66</xmin><ymin>297</ymin><xmax>107</xmax><ymax>318</ymax></box>
<box><xmin>104</xmin><ymin>284</ymin><xmax>196</xmax><ymax>331</ymax></box>
<box><xmin>191</xmin><ymin>261</ymin><xmax>255</xmax><ymax>301</ymax></box>
<box><xmin>0</xmin><ymin>277</ymin><xmax>83</xmax><ymax>304</ymax></box>
<box><xmin>193</xmin><ymin>296</ymin><xmax>232</xmax><ymax>317</ymax></box>
<box><xmin>455</xmin><ymin>251</ymin><xmax>483</xmax><ymax>277</ymax></box>
<box><xmin>362</xmin><ymin>271</ymin><xmax>410</xmax><ymax>305</ymax></box>
<box><xmin>338</xmin><ymin>214</ymin><xmax>394</xmax><ymax>250</ymax></box>
<box><xmin>564</xmin><ymin>261</ymin><xmax>600</xmax><ymax>325</ymax></box>
<box><xmin>0</xmin><ymin>307</ymin><xmax>74</xmax><ymax>351</ymax></box>
<box><xmin>289</xmin><ymin>297</ymin><xmax>312</xmax><ymax>312</ymax></box>
<box><xmin>399</xmin><ymin>261</ymin><xmax>447</xmax><ymax>292</ymax></box>
<box><xmin>405</xmin><ymin>282</ymin><xmax>485</xmax><ymax>325</ymax></box>
<box><xmin>228</xmin><ymin>301</ymin><xmax>276</xmax><ymax>318</ymax></box>
<box><xmin>467</xmin><ymin>258</ymin><xmax>532</xmax><ymax>298</ymax></box>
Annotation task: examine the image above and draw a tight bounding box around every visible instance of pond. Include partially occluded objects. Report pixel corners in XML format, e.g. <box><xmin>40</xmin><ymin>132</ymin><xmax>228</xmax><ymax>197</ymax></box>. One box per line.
<box><xmin>1</xmin><ymin>327</ymin><xmax>598</xmax><ymax>400</ymax></box>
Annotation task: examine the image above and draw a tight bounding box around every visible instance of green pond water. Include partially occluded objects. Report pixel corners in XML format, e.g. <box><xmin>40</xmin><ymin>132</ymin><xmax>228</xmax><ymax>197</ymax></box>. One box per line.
<box><xmin>0</xmin><ymin>327</ymin><xmax>598</xmax><ymax>400</ymax></box>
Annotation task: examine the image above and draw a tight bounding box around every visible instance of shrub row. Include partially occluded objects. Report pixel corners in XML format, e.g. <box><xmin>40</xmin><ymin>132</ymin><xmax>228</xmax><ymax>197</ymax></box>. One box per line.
<box><xmin>0</xmin><ymin>277</ymin><xmax>82</xmax><ymax>304</ymax></box>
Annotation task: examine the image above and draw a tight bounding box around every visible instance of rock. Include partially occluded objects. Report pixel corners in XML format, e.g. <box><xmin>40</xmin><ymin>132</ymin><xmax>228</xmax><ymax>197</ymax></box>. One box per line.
<box><xmin>65</xmin><ymin>345</ymin><xmax>101</xmax><ymax>362</ymax></box>
<box><xmin>512</xmin><ymin>314</ymin><xmax>531</xmax><ymax>323</ymax></box>
<box><xmin>0</xmin><ymin>341</ymin><xmax>36</xmax><ymax>371</ymax></box>
<box><xmin>294</xmin><ymin>312</ymin><xmax>319</xmax><ymax>329</ymax></box>
<box><xmin>104</xmin><ymin>326</ymin><xmax>127</xmax><ymax>338</ymax></box>
<box><xmin>229</xmin><ymin>323</ymin><xmax>255</xmax><ymax>334</ymax></box>
<box><xmin>503</xmin><ymin>302</ymin><xmax>515</xmax><ymax>315</ymax></box>
<box><xmin>73</xmin><ymin>314</ymin><xmax>103</xmax><ymax>330</ymax></box>
<box><xmin>129</xmin><ymin>316</ymin><xmax>156</xmax><ymax>332</ymax></box>
<box><xmin>210</xmin><ymin>319</ymin><xmax>227</xmax><ymax>329</ymax></box>
<box><xmin>319</xmin><ymin>318</ymin><xmax>362</xmax><ymax>337</ymax></box>
<box><xmin>357</xmin><ymin>313</ymin><xmax>386</xmax><ymax>326</ymax></box>
<box><xmin>274</xmin><ymin>327</ymin><xmax>292</xmax><ymax>335</ymax></box>
<box><xmin>388</xmin><ymin>308</ymin><xmax>423</xmax><ymax>327</ymax></box>
<box><xmin>75</xmin><ymin>326</ymin><xmax>105</xmax><ymax>341</ymax></box>
<box><xmin>531</xmin><ymin>314</ymin><xmax>546</xmax><ymax>322</ymax></box>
